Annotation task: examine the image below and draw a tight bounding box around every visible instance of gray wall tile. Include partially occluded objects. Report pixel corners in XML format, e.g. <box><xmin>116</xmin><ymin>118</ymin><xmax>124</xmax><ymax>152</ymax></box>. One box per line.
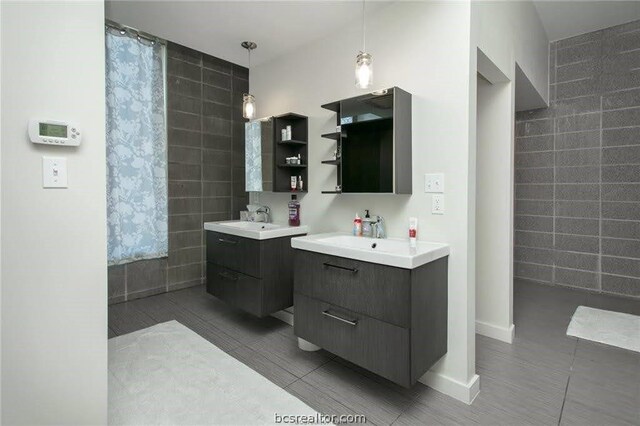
<box><xmin>601</xmin><ymin>274</ymin><xmax>640</xmax><ymax>297</ymax></box>
<box><xmin>602</xmin><ymin>184</ymin><xmax>640</xmax><ymax>202</ymax></box>
<box><xmin>169</xmin><ymin>230</ymin><xmax>202</xmax><ymax>250</ymax></box>
<box><xmin>602</xmin><ymin>127</ymin><xmax>640</xmax><ymax>147</ymax></box>
<box><xmin>515</xmin><ymin>215</ymin><xmax>554</xmax><ymax>232</ymax></box>
<box><xmin>514</xmin><ymin>262</ymin><xmax>553</xmax><ymax>282</ymax></box>
<box><xmin>555</xmin><ymin>218</ymin><xmax>600</xmax><ymax>236</ymax></box>
<box><xmin>602</xmin><ymin>202</ymin><xmax>640</xmax><ymax>221</ymax></box>
<box><xmin>601</xmin><ymin>256</ymin><xmax>640</xmax><ymax>278</ymax></box>
<box><xmin>554</xmin><ymin>268</ymin><xmax>598</xmax><ymax>289</ymax></box>
<box><xmin>555</xmin><ymin>131</ymin><xmax>600</xmax><ymax>150</ymax></box>
<box><xmin>554</xmin><ymin>234</ymin><xmax>600</xmax><ymax>254</ymax></box>
<box><xmin>555</xmin><ymin>148</ymin><xmax>600</xmax><ymax>167</ymax></box>
<box><xmin>602</xmin><ymin>220</ymin><xmax>640</xmax><ymax>239</ymax></box>
<box><xmin>514</xmin><ymin>247</ymin><xmax>554</xmax><ymax>265</ymax></box>
<box><xmin>554</xmin><ymin>251</ymin><xmax>599</xmax><ymax>272</ymax></box>
<box><xmin>515</xmin><ymin>200</ymin><xmax>554</xmax><ymax>216</ymax></box>
<box><xmin>169</xmin><ymin>146</ymin><xmax>201</xmax><ymax>165</ymax></box>
<box><xmin>167</xmin><ymin>58</ymin><xmax>201</xmax><ymax>81</ymax></box>
<box><xmin>108</xmin><ymin>265</ymin><xmax>125</xmax><ymax>304</ymax></box>
<box><xmin>515</xmin><ymin>23</ymin><xmax>640</xmax><ymax>299</ymax></box>
<box><xmin>555</xmin><ymin>113</ymin><xmax>600</xmax><ymax>133</ymax></box>
<box><xmin>127</xmin><ymin>258</ymin><xmax>168</xmax><ymax>295</ymax></box>
<box><xmin>515</xmin><ymin>135</ymin><xmax>554</xmax><ymax>152</ymax></box>
<box><xmin>555</xmin><ymin>166</ymin><xmax>600</xmax><ymax>183</ymax></box>
<box><xmin>602</xmin><ymin>238</ymin><xmax>640</xmax><ymax>259</ymax></box>
<box><xmin>555</xmin><ymin>184</ymin><xmax>599</xmax><ymax>201</ymax></box>
<box><xmin>515</xmin><ymin>184</ymin><xmax>554</xmax><ymax>200</ymax></box>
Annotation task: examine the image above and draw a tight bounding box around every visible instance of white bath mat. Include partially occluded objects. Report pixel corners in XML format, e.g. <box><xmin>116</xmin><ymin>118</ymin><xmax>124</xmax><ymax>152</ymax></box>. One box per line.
<box><xmin>109</xmin><ymin>321</ymin><xmax>319</xmax><ymax>425</ymax></box>
<box><xmin>567</xmin><ymin>306</ymin><xmax>640</xmax><ymax>353</ymax></box>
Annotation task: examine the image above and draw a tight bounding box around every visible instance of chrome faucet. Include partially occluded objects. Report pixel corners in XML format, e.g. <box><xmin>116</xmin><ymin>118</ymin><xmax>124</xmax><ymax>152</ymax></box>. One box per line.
<box><xmin>255</xmin><ymin>205</ymin><xmax>271</xmax><ymax>223</ymax></box>
<box><xmin>371</xmin><ymin>215</ymin><xmax>386</xmax><ymax>239</ymax></box>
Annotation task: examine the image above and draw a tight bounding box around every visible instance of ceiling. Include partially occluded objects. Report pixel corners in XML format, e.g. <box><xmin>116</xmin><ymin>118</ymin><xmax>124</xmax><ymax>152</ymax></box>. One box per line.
<box><xmin>106</xmin><ymin>1</ymin><xmax>391</xmax><ymax>67</ymax></box>
<box><xmin>534</xmin><ymin>1</ymin><xmax>640</xmax><ymax>41</ymax></box>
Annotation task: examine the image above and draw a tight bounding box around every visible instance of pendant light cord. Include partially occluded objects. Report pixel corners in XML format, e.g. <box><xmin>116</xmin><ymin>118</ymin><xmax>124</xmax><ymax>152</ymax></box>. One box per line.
<box><xmin>362</xmin><ymin>0</ymin><xmax>366</xmax><ymax>52</ymax></box>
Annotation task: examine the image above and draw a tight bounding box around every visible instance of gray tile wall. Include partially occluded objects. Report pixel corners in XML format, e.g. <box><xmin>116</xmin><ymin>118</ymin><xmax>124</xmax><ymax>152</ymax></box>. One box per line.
<box><xmin>515</xmin><ymin>20</ymin><xmax>640</xmax><ymax>298</ymax></box>
<box><xmin>108</xmin><ymin>42</ymin><xmax>249</xmax><ymax>304</ymax></box>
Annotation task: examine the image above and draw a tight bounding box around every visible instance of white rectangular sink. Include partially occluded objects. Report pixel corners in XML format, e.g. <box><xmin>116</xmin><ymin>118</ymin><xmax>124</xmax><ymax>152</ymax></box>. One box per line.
<box><xmin>204</xmin><ymin>220</ymin><xmax>308</xmax><ymax>240</ymax></box>
<box><xmin>291</xmin><ymin>232</ymin><xmax>449</xmax><ymax>269</ymax></box>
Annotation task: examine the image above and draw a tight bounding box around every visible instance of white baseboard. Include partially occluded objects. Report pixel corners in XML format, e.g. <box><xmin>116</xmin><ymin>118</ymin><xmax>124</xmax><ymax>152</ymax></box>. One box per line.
<box><xmin>476</xmin><ymin>320</ymin><xmax>515</xmax><ymax>344</ymax></box>
<box><xmin>271</xmin><ymin>309</ymin><xmax>293</xmax><ymax>326</ymax></box>
<box><xmin>419</xmin><ymin>371</ymin><xmax>480</xmax><ymax>405</ymax></box>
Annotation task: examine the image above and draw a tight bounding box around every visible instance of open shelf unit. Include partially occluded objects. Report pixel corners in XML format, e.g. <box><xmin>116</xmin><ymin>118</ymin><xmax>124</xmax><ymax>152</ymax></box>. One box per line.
<box><xmin>320</xmin><ymin>105</ymin><xmax>343</xmax><ymax>194</ymax></box>
<box><xmin>273</xmin><ymin>113</ymin><xmax>309</xmax><ymax>193</ymax></box>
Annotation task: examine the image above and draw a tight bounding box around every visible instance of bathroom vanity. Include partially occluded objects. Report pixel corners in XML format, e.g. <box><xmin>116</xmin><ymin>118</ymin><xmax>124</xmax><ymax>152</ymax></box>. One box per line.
<box><xmin>291</xmin><ymin>233</ymin><xmax>449</xmax><ymax>387</ymax></box>
<box><xmin>204</xmin><ymin>221</ymin><xmax>308</xmax><ymax>317</ymax></box>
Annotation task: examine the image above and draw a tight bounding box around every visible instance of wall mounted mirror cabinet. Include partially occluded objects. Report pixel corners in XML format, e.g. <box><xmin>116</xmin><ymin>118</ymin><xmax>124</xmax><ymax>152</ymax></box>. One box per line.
<box><xmin>321</xmin><ymin>87</ymin><xmax>412</xmax><ymax>194</ymax></box>
<box><xmin>245</xmin><ymin>113</ymin><xmax>308</xmax><ymax>193</ymax></box>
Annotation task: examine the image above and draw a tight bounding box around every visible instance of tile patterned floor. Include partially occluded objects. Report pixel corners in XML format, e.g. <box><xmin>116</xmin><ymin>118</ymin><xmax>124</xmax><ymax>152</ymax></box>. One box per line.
<box><xmin>109</xmin><ymin>280</ymin><xmax>640</xmax><ymax>425</ymax></box>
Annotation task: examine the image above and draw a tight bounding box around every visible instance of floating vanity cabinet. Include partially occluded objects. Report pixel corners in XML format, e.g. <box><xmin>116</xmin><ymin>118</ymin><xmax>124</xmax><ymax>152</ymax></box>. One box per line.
<box><xmin>293</xmin><ymin>250</ymin><xmax>448</xmax><ymax>387</ymax></box>
<box><xmin>205</xmin><ymin>224</ymin><xmax>307</xmax><ymax>317</ymax></box>
<box><xmin>321</xmin><ymin>87</ymin><xmax>412</xmax><ymax>194</ymax></box>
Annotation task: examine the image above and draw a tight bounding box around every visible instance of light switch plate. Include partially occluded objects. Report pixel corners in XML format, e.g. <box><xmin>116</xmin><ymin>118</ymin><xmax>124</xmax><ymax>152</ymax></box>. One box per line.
<box><xmin>424</xmin><ymin>173</ymin><xmax>444</xmax><ymax>193</ymax></box>
<box><xmin>432</xmin><ymin>194</ymin><xmax>444</xmax><ymax>214</ymax></box>
<box><xmin>43</xmin><ymin>156</ymin><xmax>67</xmax><ymax>188</ymax></box>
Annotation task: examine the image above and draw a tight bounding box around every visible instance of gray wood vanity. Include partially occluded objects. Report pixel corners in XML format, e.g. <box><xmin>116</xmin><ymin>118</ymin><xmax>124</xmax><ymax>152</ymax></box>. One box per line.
<box><xmin>204</xmin><ymin>221</ymin><xmax>307</xmax><ymax>317</ymax></box>
<box><xmin>292</xmin><ymin>233</ymin><xmax>449</xmax><ymax>388</ymax></box>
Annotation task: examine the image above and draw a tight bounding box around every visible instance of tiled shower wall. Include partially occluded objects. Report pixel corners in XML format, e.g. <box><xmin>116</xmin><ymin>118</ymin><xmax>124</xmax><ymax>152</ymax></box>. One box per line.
<box><xmin>515</xmin><ymin>20</ymin><xmax>640</xmax><ymax>298</ymax></box>
<box><xmin>108</xmin><ymin>42</ymin><xmax>249</xmax><ymax>304</ymax></box>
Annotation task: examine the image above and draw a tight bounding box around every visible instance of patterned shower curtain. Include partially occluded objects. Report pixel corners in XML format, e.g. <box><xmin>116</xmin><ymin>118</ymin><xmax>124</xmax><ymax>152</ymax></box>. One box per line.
<box><xmin>105</xmin><ymin>29</ymin><xmax>168</xmax><ymax>266</ymax></box>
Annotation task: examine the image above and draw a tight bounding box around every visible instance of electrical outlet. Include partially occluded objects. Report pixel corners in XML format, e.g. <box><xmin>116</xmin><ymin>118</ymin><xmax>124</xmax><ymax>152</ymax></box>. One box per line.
<box><xmin>432</xmin><ymin>194</ymin><xmax>444</xmax><ymax>214</ymax></box>
<box><xmin>424</xmin><ymin>173</ymin><xmax>444</xmax><ymax>193</ymax></box>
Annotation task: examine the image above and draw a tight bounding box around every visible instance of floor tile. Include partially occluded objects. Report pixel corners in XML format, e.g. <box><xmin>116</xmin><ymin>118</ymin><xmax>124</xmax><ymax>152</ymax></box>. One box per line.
<box><xmin>228</xmin><ymin>345</ymin><xmax>298</xmax><ymax>389</ymax></box>
<box><xmin>285</xmin><ymin>380</ymin><xmax>364</xmax><ymax>422</ymax></box>
<box><xmin>301</xmin><ymin>361</ymin><xmax>413</xmax><ymax>426</ymax></box>
<box><xmin>584</xmin><ymin>292</ymin><xmax>640</xmax><ymax>315</ymax></box>
<box><xmin>248</xmin><ymin>330</ymin><xmax>334</xmax><ymax>378</ymax></box>
<box><xmin>108</xmin><ymin>302</ymin><xmax>157</xmax><ymax>335</ymax></box>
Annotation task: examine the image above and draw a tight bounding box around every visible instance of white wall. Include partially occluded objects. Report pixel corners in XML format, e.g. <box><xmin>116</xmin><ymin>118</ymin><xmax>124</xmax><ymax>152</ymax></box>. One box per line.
<box><xmin>475</xmin><ymin>75</ymin><xmax>515</xmax><ymax>343</ymax></box>
<box><xmin>1</xmin><ymin>2</ymin><xmax>107</xmax><ymax>424</ymax></box>
<box><xmin>251</xmin><ymin>1</ymin><xmax>479</xmax><ymax>402</ymax></box>
<box><xmin>470</xmin><ymin>1</ymin><xmax>548</xmax><ymax>342</ymax></box>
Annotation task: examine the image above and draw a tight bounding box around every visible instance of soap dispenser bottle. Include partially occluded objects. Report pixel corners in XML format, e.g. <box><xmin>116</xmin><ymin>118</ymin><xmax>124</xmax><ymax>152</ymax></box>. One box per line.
<box><xmin>353</xmin><ymin>213</ymin><xmax>362</xmax><ymax>236</ymax></box>
<box><xmin>362</xmin><ymin>210</ymin><xmax>372</xmax><ymax>237</ymax></box>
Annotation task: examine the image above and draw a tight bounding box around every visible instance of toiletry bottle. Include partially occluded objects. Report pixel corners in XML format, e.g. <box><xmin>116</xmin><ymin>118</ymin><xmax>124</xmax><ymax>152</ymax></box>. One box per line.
<box><xmin>281</xmin><ymin>128</ymin><xmax>287</xmax><ymax>141</ymax></box>
<box><xmin>362</xmin><ymin>209</ymin><xmax>372</xmax><ymax>237</ymax></box>
<box><xmin>409</xmin><ymin>217</ymin><xmax>418</xmax><ymax>248</ymax></box>
<box><xmin>353</xmin><ymin>213</ymin><xmax>362</xmax><ymax>236</ymax></box>
<box><xmin>297</xmin><ymin>175</ymin><xmax>304</xmax><ymax>191</ymax></box>
<box><xmin>298</xmin><ymin>153</ymin><xmax>301</xmax><ymax>164</ymax></box>
<box><xmin>290</xmin><ymin>176</ymin><xmax>297</xmax><ymax>191</ymax></box>
<box><xmin>288</xmin><ymin>195</ymin><xmax>300</xmax><ymax>226</ymax></box>
<box><xmin>286</xmin><ymin>125</ymin><xmax>292</xmax><ymax>140</ymax></box>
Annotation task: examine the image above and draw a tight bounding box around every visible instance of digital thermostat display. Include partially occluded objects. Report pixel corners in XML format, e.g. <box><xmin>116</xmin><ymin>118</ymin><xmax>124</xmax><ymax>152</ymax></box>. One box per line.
<box><xmin>39</xmin><ymin>123</ymin><xmax>67</xmax><ymax>138</ymax></box>
<box><xmin>29</xmin><ymin>119</ymin><xmax>81</xmax><ymax>146</ymax></box>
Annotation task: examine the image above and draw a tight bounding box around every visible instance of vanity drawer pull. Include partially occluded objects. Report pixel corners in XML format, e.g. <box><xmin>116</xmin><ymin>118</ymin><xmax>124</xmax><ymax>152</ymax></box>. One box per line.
<box><xmin>218</xmin><ymin>271</ymin><xmax>238</xmax><ymax>281</ymax></box>
<box><xmin>218</xmin><ymin>238</ymin><xmax>238</xmax><ymax>244</ymax></box>
<box><xmin>322</xmin><ymin>310</ymin><xmax>358</xmax><ymax>326</ymax></box>
<box><xmin>323</xmin><ymin>262</ymin><xmax>358</xmax><ymax>273</ymax></box>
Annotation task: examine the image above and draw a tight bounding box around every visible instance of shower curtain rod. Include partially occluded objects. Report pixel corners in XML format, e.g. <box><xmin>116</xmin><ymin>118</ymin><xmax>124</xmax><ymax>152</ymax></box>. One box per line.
<box><xmin>105</xmin><ymin>19</ymin><xmax>166</xmax><ymax>46</ymax></box>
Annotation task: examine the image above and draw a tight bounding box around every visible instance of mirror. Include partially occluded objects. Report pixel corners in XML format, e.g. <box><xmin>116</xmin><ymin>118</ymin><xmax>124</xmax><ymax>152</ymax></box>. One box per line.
<box><xmin>245</xmin><ymin>117</ymin><xmax>273</xmax><ymax>192</ymax></box>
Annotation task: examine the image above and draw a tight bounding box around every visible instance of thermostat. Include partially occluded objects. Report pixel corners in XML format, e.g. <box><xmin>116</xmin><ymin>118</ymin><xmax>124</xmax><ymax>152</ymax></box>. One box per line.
<box><xmin>28</xmin><ymin>119</ymin><xmax>81</xmax><ymax>146</ymax></box>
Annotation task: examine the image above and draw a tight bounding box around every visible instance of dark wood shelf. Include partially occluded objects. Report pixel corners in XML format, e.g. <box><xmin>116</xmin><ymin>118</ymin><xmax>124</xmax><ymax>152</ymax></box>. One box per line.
<box><xmin>321</xmin><ymin>132</ymin><xmax>341</xmax><ymax>140</ymax></box>
<box><xmin>278</xmin><ymin>139</ymin><xmax>307</xmax><ymax>145</ymax></box>
<box><xmin>274</xmin><ymin>112</ymin><xmax>307</xmax><ymax>120</ymax></box>
<box><xmin>277</xmin><ymin>164</ymin><xmax>307</xmax><ymax>168</ymax></box>
<box><xmin>321</xmin><ymin>159</ymin><xmax>341</xmax><ymax>165</ymax></box>
<box><xmin>321</xmin><ymin>190</ymin><xmax>342</xmax><ymax>194</ymax></box>
<box><xmin>321</xmin><ymin>101</ymin><xmax>340</xmax><ymax>112</ymax></box>
<box><xmin>287</xmin><ymin>190</ymin><xmax>308</xmax><ymax>194</ymax></box>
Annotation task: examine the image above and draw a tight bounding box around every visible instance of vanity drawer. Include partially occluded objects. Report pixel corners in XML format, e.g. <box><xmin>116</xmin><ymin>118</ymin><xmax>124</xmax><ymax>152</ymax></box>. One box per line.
<box><xmin>294</xmin><ymin>293</ymin><xmax>411</xmax><ymax>387</ymax></box>
<box><xmin>294</xmin><ymin>250</ymin><xmax>411</xmax><ymax>327</ymax></box>
<box><xmin>206</xmin><ymin>262</ymin><xmax>263</xmax><ymax>317</ymax></box>
<box><xmin>206</xmin><ymin>231</ymin><xmax>261</xmax><ymax>278</ymax></box>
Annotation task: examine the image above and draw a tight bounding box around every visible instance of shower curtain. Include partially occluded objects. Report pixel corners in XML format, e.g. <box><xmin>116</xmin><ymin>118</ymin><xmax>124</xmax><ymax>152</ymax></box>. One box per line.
<box><xmin>105</xmin><ymin>29</ymin><xmax>168</xmax><ymax>265</ymax></box>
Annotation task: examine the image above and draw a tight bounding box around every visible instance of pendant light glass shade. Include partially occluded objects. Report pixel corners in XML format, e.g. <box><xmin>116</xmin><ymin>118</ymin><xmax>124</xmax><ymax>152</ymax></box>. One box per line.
<box><xmin>355</xmin><ymin>52</ymin><xmax>373</xmax><ymax>89</ymax></box>
<box><xmin>243</xmin><ymin>93</ymin><xmax>256</xmax><ymax>120</ymax></box>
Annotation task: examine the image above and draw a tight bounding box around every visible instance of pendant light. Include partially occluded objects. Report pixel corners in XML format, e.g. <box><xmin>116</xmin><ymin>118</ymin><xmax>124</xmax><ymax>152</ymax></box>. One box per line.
<box><xmin>242</xmin><ymin>41</ymin><xmax>257</xmax><ymax>120</ymax></box>
<box><xmin>355</xmin><ymin>0</ymin><xmax>372</xmax><ymax>89</ymax></box>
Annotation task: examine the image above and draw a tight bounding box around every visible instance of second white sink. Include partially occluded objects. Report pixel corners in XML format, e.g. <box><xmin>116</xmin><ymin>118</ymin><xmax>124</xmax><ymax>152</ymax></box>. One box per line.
<box><xmin>291</xmin><ymin>232</ymin><xmax>449</xmax><ymax>269</ymax></box>
<box><xmin>204</xmin><ymin>221</ymin><xmax>308</xmax><ymax>240</ymax></box>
